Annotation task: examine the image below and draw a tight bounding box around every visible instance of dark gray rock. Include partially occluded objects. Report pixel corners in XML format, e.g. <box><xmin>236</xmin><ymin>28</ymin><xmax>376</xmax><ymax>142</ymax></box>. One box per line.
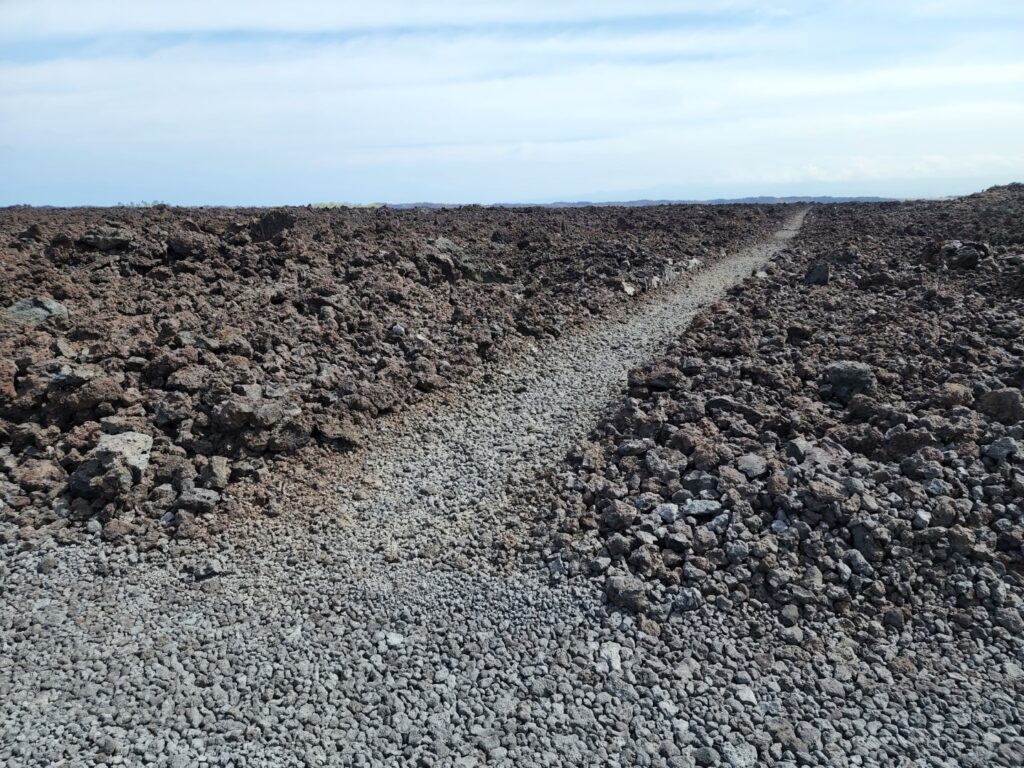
<box><xmin>822</xmin><ymin>361</ymin><xmax>877</xmax><ymax>399</ymax></box>
<box><xmin>985</xmin><ymin>437</ymin><xmax>1019</xmax><ymax>460</ymax></box>
<box><xmin>803</xmin><ymin>262</ymin><xmax>830</xmax><ymax>285</ymax></box>
<box><xmin>976</xmin><ymin>388</ymin><xmax>1024</xmax><ymax>425</ymax></box>
<box><xmin>605</xmin><ymin>574</ymin><xmax>650</xmax><ymax>613</ymax></box>
<box><xmin>177</xmin><ymin>487</ymin><xmax>221</xmax><ymax>514</ymax></box>
<box><xmin>78</xmin><ymin>225</ymin><xmax>134</xmax><ymax>251</ymax></box>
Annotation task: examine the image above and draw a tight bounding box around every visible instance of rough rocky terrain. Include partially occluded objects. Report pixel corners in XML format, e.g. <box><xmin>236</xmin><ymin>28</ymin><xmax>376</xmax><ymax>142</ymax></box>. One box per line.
<box><xmin>2</xmin><ymin>190</ymin><xmax>1023</xmax><ymax>767</ymax></box>
<box><xmin>548</xmin><ymin>186</ymin><xmax>1024</xmax><ymax>631</ymax></box>
<box><xmin>0</xmin><ymin>203</ymin><xmax>782</xmax><ymax>541</ymax></box>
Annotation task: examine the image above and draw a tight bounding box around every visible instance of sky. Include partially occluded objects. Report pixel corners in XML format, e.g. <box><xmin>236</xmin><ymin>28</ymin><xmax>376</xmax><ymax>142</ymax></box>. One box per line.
<box><xmin>1</xmin><ymin>1</ymin><xmax>1022</xmax><ymax>205</ymax></box>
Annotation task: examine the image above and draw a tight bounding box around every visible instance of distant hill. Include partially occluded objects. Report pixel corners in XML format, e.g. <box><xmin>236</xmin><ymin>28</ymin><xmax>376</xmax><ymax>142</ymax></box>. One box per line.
<box><xmin>386</xmin><ymin>195</ymin><xmax>896</xmax><ymax>210</ymax></box>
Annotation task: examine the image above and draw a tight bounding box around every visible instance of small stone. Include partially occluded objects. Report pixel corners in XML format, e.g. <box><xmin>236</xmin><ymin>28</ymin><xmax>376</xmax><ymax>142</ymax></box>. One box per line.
<box><xmin>194</xmin><ymin>558</ymin><xmax>223</xmax><ymax>580</ymax></box>
<box><xmin>15</xmin><ymin>459</ymin><xmax>67</xmax><ymax>493</ymax></box>
<box><xmin>935</xmin><ymin>382</ymin><xmax>973</xmax><ymax>407</ymax></box>
<box><xmin>617</xmin><ymin>438</ymin><xmax>651</xmax><ymax>456</ymax></box>
<box><xmin>200</xmin><ymin>456</ymin><xmax>231</xmax><ymax>490</ymax></box>
<box><xmin>94</xmin><ymin>431</ymin><xmax>153</xmax><ymax>480</ymax></box>
<box><xmin>996</xmin><ymin>608</ymin><xmax>1024</xmax><ymax>633</ymax></box>
<box><xmin>722</xmin><ymin>741</ymin><xmax>758</xmax><ymax>768</ymax></box>
<box><xmin>102</xmin><ymin>519</ymin><xmax>132</xmax><ymax>540</ymax></box>
<box><xmin>912</xmin><ymin>509</ymin><xmax>931</xmax><ymax>529</ymax></box>
<box><xmin>822</xmin><ymin>361</ymin><xmax>877</xmax><ymax>399</ymax></box>
<box><xmin>599</xmin><ymin>642</ymin><xmax>623</xmax><ymax>672</ymax></box>
<box><xmin>780</xmin><ymin>626</ymin><xmax>804</xmax><ymax>645</ymax></box>
<box><xmin>784</xmin><ymin>438</ymin><xmax>813</xmax><ymax>462</ymax></box>
<box><xmin>177</xmin><ymin>487</ymin><xmax>221</xmax><ymax>514</ymax></box>
<box><xmin>882</xmin><ymin>609</ymin><xmax>905</xmax><ymax>630</ymax></box>
<box><xmin>734</xmin><ymin>685</ymin><xmax>757</xmax><ymax>706</ymax></box>
<box><xmin>845</xmin><ymin>549</ymin><xmax>874</xmax><ymax>577</ymax></box>
<box><xmin>658</xmin><ymin>699</ymin><xmax>679</xmax><ymax>717</ymax></box>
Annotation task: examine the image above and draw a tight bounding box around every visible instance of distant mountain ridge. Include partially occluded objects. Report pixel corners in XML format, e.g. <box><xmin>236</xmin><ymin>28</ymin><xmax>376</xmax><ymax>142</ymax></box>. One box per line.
<box><xmin>387</xmin><ymin>195</ymin><xmax>897</xmax><ymax>209</ymax></box>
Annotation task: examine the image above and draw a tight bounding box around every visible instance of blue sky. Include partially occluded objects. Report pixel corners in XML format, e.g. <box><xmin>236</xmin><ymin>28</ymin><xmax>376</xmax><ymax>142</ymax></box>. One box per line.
<box><xmin>1</xmin><ymin>1</ymin><xmax>1022</xmax><ymax>205</ymax></box>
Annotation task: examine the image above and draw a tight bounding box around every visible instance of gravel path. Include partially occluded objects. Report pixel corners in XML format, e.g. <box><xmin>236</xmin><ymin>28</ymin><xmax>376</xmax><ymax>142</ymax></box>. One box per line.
<box><xmin>6</xmin><ymin>208</ymin><xmax>1018</xmax><ymax>767</ymax></box>
<box><xmin>316</xmin><ymin>207</ymin><xmax>809</xmax><ymax>563</ymax></box>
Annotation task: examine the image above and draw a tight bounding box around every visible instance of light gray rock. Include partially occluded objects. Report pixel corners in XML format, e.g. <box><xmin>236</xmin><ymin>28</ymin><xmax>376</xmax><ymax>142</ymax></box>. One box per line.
<box><xmin>5</xmin><ymin>297</ymin><xmax>69</xmax><ymax>324</ymax></box>
<box><xmin>722</xmin><ymin>741</ymin><xmax>758</xmax><ymax>768</ymax></box>
<box><xmin>684</xmin><ymin>499</ymin><xmax>723</xmax><ymax>517</ymax></box>
<box><xmin>94</xmin><ymin>432</ymin><xmax>153</xmax><ymax>480</ymax></box>
<box><xmin>674</xmin><ymin>588</ymin><xmax>704</xmax><ymax>613</ymax></box>
<box><xmin>736</xmin><ymin>453</ymin><xmax>768</xmax><ymax>479</ymax></box>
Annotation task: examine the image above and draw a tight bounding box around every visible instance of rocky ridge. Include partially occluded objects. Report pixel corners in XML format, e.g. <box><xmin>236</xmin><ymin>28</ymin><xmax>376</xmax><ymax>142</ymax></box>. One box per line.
<box><xmin>546</xmin><ymin>186</ymin><xmax>1024</xmax><ymax>639</ymax></box>
<box><xmin>0</xmin><ymin>203</ymin><xmax>785</xmax><ymax>540</ymax></box>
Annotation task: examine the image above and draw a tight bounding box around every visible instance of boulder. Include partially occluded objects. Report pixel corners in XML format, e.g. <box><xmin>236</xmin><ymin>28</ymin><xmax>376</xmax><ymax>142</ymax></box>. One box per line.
<box><xmin>736</xmin><ymin>453</ymin><xmax>768</xmax><ymax>479</ymax></box>
<box><xmin>822</xmin><ymin>361</ymin><xmax>877</xmax><ymax>400</ymax></box>
<box><xmin>15</xmin><ymin>459</ymin><xmax>68</xmax><ymax>493</ymax></box>
<box><xmin>77</xmin><ymin>225</ymin><xmax>134</xmax><ymax>251</ymax></box>
<box><xmin>976</xmin><ymin>388</ymin><xmax>1024</xmax><ymax>424</ymax></box>
<box><xmin>804</xmin><ymin>262</ymin><xmax>831</xmax><ymax>285</ymax></box>
<box><xmin>69</xmin><ymin>431</ymin><xmax>153</xmax><ymax>501</ymax></box>
<box><xmin>177</xmin><ymin>487</ymin><xmax>221</xmax><ymax>514</ymax></box>
<box><xmin>5</xmin><ymin>297</ymin><xmax>69</xmax><ymax>324</ymax></box>
<box><xmin>605</xmin><ymin>574</ymin><xmax>650</xmax><ymax>613</ymax></box>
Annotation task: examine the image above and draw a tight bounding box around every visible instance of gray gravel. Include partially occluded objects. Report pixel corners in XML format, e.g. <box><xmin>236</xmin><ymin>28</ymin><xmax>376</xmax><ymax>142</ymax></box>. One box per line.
<box><xmin>4</xmin><ymin>209</ymin><xmax>1021</xmax><ymax>767</ymax></box>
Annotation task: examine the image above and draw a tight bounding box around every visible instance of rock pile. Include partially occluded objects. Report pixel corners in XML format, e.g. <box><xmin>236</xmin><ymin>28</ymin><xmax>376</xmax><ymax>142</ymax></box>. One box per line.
<box><xmin>547</xmin><ymin>185</ymin><xmax>1024</xmax><ymax>635</ymax></box>
<box><xmin>0</xmin><ymin>203</ymin><xmax>784</xmax><ymax>538</ymax></box>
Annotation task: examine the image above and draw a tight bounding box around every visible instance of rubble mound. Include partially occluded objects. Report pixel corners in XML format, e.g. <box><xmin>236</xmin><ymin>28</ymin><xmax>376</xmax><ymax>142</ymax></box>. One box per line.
<box><xmin>546</xmin><ymin>186</ymin><xmax>1024</xmax><ymax>635</ymax></box>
